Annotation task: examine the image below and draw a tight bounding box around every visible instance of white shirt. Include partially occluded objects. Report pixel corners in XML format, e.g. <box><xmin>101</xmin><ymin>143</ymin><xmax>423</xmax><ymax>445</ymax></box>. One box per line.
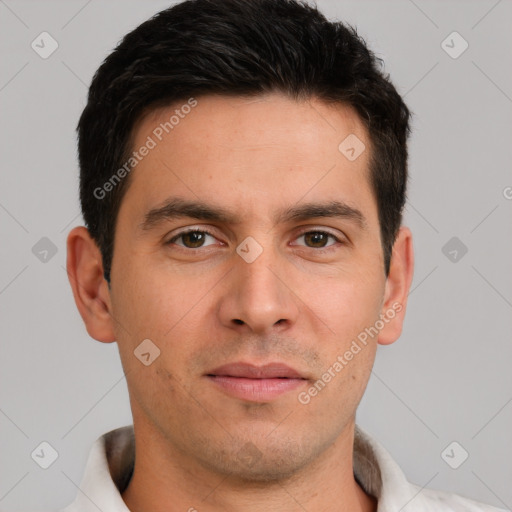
<box><xmin>60</xmin><ymin>424</ymin><xmax>506</xmax><ymax>512</ymax></box>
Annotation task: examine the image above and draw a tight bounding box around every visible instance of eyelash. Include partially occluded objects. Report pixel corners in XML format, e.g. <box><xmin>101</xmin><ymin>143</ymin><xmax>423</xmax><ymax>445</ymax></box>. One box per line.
<box><xmin>166</xmin><ymin>227</ymin><xmax>344</xmax><ymax>253</ymax></box>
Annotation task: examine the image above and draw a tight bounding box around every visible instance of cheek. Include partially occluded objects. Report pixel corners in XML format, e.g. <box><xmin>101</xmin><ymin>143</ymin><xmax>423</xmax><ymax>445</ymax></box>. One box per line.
<box><xmin>110</xmin><ymin>257</ymin><xmax>225</xmax><ymax>385</ymax></box>
<box><xmin>313</xmin><ymin>271</ymin><xmax>385</xmax><ymax>342</ymax></box>
<box><xmin>304</xmin><ymin>271</ymin><xmax>383</xmax><ymax>400</ymax></box>
<box><xmin>112</xmin><ymin>270</ymin><xmax>201</xmax><ymax>407</ymax></box>
<box><xmin>112</xmin><ymin>257</ymin><xmax>196</xmax><ymax>335</ymax></box>
<box><xmin>295</xmin><ymin>338</ymin><xmax>376</xmax><ymax>431</ymax></box>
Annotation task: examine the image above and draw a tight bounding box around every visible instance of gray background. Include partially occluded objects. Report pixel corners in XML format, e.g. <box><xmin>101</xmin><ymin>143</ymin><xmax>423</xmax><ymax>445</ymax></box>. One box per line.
<box><xmin>1</xmin><ymin>0</ymin><xmax>511</xmax><ymax>510</ymax></box>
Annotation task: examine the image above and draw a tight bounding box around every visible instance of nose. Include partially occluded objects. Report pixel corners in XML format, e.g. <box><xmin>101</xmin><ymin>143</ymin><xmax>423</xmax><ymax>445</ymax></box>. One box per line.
<box><xmin>218</xmin><ymin>243</ymin><xmax>300</xmax><ymax>335</ymax></box>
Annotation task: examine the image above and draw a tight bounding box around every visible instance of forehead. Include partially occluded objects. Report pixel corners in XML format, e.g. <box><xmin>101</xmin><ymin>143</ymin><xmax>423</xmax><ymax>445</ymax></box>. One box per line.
<box><xmin>120</xmin><ymin>93</ymin><xmax>376</xmax><ymax>227</ymax></box>
<box><xmin>140</xmin><ymin>93</ymin><xmax>366</xmax><ymax>160</ymax></box>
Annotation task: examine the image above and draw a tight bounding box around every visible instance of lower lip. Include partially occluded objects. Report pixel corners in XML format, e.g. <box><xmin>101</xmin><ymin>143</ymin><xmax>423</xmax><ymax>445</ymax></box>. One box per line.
<box><xmin>207</xmin><ymin>376</ymin><xmax>306</xmax><ymax>402</ymax></box>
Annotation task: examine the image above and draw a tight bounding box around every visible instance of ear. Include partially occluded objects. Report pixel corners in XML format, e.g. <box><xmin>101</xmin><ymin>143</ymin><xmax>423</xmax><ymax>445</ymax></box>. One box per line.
<box><xmin>378</xmin><ymin>226</ymin><xmax>414</xmax><ymax>346</ymax></box>
<box><xmin>66</xmin><ymin>226</ymin><xmax>116</xmax><ymax>343</ymax></box>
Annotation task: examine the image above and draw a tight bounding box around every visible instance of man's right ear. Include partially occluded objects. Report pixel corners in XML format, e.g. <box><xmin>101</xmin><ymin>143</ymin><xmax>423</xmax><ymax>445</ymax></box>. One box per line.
<box><xmin>66</xmin><ymin>226</ymin><xmax>116</xmax><ymax>343</ymax></box>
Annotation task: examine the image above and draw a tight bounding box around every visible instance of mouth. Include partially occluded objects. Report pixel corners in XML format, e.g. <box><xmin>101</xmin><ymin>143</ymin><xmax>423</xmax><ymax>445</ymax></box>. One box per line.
<box><xmin>205</xmin><ymin>362</ymin><xmax>308</xmax><ymax>402</ymax></box>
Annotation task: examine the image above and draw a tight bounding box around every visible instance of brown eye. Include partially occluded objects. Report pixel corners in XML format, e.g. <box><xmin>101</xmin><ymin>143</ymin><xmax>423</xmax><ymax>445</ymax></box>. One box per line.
<box><xmin>296</xmin><ymin>230</ymin><xmax>339</xmax><ymax>249</ymax></box>
<box><xmin>303</xmin><ymin>231</ymin><xmax>330</xmax><ymax>248</ymax></box>
<box><xmin>168</xmin><ymin>229</ymin><xmax>216</xmax><ymax>249</ymax></box>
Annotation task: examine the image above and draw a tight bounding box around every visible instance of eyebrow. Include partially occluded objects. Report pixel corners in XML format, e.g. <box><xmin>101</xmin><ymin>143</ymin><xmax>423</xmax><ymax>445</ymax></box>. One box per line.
<box><xmin>139</xmin><ymin>196</ymin><xmax>367</xmax><ymax>232</ymax></box>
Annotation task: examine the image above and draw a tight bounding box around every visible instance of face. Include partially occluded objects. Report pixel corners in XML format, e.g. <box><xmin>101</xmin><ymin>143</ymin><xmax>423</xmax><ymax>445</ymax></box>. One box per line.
<box><xmin>94</xmin><ymin>93</ymin><xmax>405</xmax><ymax>480</ymax></box>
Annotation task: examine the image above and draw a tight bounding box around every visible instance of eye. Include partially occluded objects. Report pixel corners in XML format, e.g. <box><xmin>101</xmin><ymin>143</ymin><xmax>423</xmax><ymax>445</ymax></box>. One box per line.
<box><xmin>166</xmin><ymin>228</ymin><xmax>344</xmax><ymax>252</ymax></box>
<box><xmin>167</xmin><ymin>229</ymin><xmax>218</xmax><ymax>249</ymax></box>
<box><xmin>293</xmin><ymin>229</ymin><xmax>342</xmax><ymax>250</ymax></box>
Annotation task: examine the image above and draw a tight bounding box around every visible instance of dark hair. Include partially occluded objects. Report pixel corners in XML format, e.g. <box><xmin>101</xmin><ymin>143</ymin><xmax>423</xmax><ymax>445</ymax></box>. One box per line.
<box><xmin>77</xmin><ymin>0</ymin><xmax>410</xmax><ymax>282</ymax></box>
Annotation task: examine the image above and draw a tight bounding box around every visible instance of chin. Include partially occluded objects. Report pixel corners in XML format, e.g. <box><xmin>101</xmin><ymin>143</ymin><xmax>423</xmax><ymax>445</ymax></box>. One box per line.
<box><xmin>193</xmin><ymin>433</ymin><xmax>323</xmax><ymax>484</ymax></box>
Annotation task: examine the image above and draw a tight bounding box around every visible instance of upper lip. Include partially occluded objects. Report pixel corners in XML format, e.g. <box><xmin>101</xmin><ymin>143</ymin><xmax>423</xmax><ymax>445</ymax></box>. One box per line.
<box><xmin>207</xmin><ymin>362</ymin><xmax>305</xmax><ymax>379</ymax></box>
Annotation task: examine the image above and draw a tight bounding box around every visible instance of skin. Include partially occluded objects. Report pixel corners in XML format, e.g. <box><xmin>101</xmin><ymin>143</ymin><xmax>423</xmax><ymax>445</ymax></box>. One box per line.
<box><xmin>67</xmin><ymin>92</ymin><xmax>414</xmax><ymax>512</ymax></box>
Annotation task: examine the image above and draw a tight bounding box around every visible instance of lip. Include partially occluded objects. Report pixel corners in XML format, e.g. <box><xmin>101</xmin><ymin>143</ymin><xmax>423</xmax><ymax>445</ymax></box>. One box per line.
<box><xmin>208</xmin><ymin>362</ymin><xmax>304</xmax><ymax>379</ymax></box>
<box><xmin>206</xmin><ymin>362</ymin><xmax>308</xmax><ymax>402</ymax></box>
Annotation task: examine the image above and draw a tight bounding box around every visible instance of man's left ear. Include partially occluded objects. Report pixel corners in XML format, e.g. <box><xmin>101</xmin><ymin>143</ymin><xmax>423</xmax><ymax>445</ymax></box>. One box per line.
<box><xmin>378</xmin><ymin>226</ymin><xmax>414</xmax><ymax>346</ymax></box>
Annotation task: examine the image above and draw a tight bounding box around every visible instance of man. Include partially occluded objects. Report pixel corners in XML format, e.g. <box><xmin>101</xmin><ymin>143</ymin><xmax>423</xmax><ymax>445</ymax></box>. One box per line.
<box><xmin>64</xmin><ymin>0</ymin><xmax>504</xmax><ymax>511</ymax></box>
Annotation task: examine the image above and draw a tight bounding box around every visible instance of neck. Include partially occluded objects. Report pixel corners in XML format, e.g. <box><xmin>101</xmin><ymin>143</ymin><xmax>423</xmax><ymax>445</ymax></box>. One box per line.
<box><xmin>121</xmin><ymin>420</ymin><xmax>377</xmax><ymax>512</ymax></box>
